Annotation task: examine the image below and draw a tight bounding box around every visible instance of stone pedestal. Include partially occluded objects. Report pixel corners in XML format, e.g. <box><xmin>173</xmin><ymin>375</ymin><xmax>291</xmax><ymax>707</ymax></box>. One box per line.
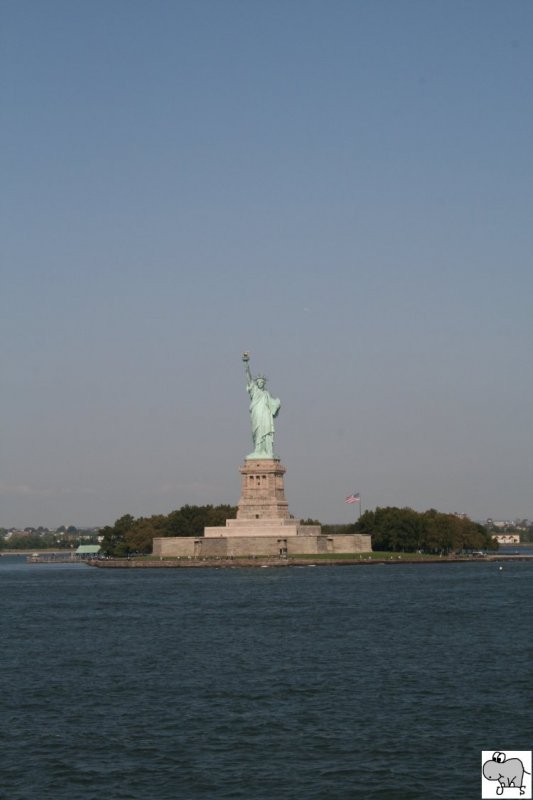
<box><xmin>204</xmin><ymin>458</ymin><xmax>321</xmax><ymax>539</ymax></box>
<box><xmin>236</xmin><ymin>458</ymin><xmax>290</xmax><ymax>521</ymax></box>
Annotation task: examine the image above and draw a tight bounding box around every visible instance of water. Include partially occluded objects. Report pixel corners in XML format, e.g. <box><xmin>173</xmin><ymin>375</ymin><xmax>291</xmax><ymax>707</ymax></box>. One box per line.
<box><xmin>1</xmin><ymin>557</ymin><xmax>531</xmax><ymax>799</ymax></box>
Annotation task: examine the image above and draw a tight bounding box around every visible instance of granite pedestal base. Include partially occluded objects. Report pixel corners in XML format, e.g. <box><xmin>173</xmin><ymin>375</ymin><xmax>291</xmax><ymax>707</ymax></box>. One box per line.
<box><xmin>152</xmin><ymin>533</ymin><xmax>372</xmax><ymax>558</ymax></box>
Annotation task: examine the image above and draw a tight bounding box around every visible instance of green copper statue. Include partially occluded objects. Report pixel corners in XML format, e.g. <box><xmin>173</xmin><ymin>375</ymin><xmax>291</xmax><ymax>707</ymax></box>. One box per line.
<box><xmin>242</xmin><ymin>352</ymin><xmax>281</xmax><ymax>459</ymax></box>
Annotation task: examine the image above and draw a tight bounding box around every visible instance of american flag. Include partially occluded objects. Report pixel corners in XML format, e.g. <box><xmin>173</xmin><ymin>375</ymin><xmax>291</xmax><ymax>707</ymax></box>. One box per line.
<box><xmin>345</xmin><ymin>493</ymin><xmax>360</xmax><ymax>504</ymax></box>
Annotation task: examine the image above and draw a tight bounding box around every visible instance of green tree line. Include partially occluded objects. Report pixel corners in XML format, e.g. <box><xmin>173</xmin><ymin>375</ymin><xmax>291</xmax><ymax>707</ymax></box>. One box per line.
<box><xmin>354</xmin><ymin>506</ymin><xmax>498</xmax><ymax>553</ymax></box>
<box><xmin>99</xmin><ymin>504</ymin><xmax>499</xmax><ymax>557</ymax></box>
<box><xmin>100</xmin><ymin>504</ymin><xmax>237</xmax><ymax>557</ymax></box>
<box><xmin>520</xmin><ymin>527</ymin><xmax>533</xmax><ymax>543</ymax></box>
<box><xmin>0</xmin><ymin>530</ymin><xmax>100</xmax><ymax>551</ymax></box>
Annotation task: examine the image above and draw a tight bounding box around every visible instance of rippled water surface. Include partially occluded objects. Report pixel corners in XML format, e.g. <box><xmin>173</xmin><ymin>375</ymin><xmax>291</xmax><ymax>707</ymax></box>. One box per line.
<box><xmin>1</xmin><ymin>557</ymin><xmax>531</xmax><ymax>799</ymax></box>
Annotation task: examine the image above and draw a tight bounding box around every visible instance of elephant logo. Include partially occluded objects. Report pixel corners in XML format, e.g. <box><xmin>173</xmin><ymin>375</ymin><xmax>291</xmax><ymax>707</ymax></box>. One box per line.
<box><xmin>482</xmin><ymin>751</ymin><xmax>532</xmax><ymax>798</ymax></box>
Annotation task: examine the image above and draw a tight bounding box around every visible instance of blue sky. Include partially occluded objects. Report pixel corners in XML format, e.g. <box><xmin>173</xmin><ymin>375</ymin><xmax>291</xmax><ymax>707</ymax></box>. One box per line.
<box><xmin>1</xmin><ymin>0</ymin><xmax>532</xmax><ymax>528</ymax></box>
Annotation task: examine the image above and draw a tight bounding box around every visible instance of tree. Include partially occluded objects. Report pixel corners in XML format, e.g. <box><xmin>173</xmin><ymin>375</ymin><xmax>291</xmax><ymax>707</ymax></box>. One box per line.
<box><xmin>99</xmin><ymin>514</ymin><xmax>136</xmax><ymax>557</ymax></box>
<box><xmin>355</xmin><ymin>506</ymin><xmax>497</xmax><ymax>554</ymax></box>
<box><xmin>99</xmin><ymin>506</ymin><xmax>238</xmax><ymax>557</ymax></box>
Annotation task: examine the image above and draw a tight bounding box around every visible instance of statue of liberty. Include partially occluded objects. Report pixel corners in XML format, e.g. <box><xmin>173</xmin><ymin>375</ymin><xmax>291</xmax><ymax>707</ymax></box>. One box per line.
<box><xmin>242</xmin><ymin>353</ymin><xmax>281</xmax><ymax>459</ymax></box>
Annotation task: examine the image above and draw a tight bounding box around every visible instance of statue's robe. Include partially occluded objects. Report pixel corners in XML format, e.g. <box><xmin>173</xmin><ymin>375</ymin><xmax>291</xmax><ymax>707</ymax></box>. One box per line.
<box><xmin>247</xmin><ymin>381</ymin><xmax>281</xmax><ymax>456</ymax></box>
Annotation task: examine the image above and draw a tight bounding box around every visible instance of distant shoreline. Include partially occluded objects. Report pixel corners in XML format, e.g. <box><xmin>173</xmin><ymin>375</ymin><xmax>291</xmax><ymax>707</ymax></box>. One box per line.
<box><xmin>1</xmin><ymin>549</ymin><xmax>70</xmax><ymax>556</ymax></box>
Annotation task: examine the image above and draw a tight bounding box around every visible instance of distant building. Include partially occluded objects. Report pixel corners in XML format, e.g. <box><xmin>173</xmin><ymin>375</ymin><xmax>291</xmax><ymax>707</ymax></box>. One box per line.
<box><xmin>75</xmin><ymin>545</ymin><xmax>101</xmax><ymax>558</ymax></box>
<box><xmin>493</xmin><ymin>534</ymin><xmax>520</xmax><ymax>544</ymax></box>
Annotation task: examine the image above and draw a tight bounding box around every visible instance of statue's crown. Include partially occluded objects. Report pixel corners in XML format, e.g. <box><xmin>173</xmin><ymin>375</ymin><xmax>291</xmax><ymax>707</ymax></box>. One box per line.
<box><xmin>256</xmin><ymin>374</ymin><xmax>267</xmax><ymax>382</ymax></box>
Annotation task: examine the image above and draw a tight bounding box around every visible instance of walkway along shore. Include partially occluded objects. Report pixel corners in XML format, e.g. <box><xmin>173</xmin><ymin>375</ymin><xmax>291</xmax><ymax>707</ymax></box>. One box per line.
<box><xmin>87</xmin><ymin>554</ymin><xmax>533</xmax><ymax>569</ymax></box>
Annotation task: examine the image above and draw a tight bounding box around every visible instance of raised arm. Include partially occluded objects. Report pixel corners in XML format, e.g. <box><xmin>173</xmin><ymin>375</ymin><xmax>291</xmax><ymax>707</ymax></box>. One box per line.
<box><xmin>242</xmin><ymin>352</ymin><xmax>253</xmax><ymax>384</ymax></box>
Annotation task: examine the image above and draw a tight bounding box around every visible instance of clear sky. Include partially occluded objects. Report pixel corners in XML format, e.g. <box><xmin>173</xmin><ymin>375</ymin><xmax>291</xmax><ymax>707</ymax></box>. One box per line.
<box><xmin>1</xmin><ymin>0</ymin><xmax>532</xmax><ymax>529</ymax></box>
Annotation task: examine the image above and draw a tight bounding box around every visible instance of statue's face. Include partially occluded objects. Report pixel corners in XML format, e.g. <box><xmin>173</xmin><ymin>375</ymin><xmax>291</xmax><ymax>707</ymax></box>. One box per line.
<box><xmin>257</xmin><ymin>378</ymin><xmax>265</xmax><ymax>389</ymax></box>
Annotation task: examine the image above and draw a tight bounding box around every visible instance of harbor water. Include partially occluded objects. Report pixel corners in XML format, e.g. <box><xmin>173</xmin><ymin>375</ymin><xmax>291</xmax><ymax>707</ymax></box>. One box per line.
<box><xmin>1</xmin><ymin>556</ymin><xmax>531</xmax><ymax>799</ymax></box>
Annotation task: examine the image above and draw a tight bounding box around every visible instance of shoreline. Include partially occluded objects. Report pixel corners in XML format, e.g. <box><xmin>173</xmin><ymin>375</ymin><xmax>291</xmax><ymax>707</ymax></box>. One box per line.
<box><xmin>87</xmin><ymin>554</ymin><xmax>533</xmax><ymax>569</ymax></box>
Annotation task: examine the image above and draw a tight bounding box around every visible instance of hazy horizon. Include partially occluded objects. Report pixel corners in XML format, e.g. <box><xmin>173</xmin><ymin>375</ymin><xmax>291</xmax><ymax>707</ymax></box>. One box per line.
<box><xmin>2</xmin><ymin>1</ymin><xmax>532</xmax><ymax>529</ymax></box>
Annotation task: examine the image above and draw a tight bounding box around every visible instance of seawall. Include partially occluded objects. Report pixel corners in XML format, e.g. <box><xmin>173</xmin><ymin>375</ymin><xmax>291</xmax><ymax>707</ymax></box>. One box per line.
<box><xmin>87</xmin><ymin>554</ymin><xmax>533</xmax><ymax>569</ymax></box>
